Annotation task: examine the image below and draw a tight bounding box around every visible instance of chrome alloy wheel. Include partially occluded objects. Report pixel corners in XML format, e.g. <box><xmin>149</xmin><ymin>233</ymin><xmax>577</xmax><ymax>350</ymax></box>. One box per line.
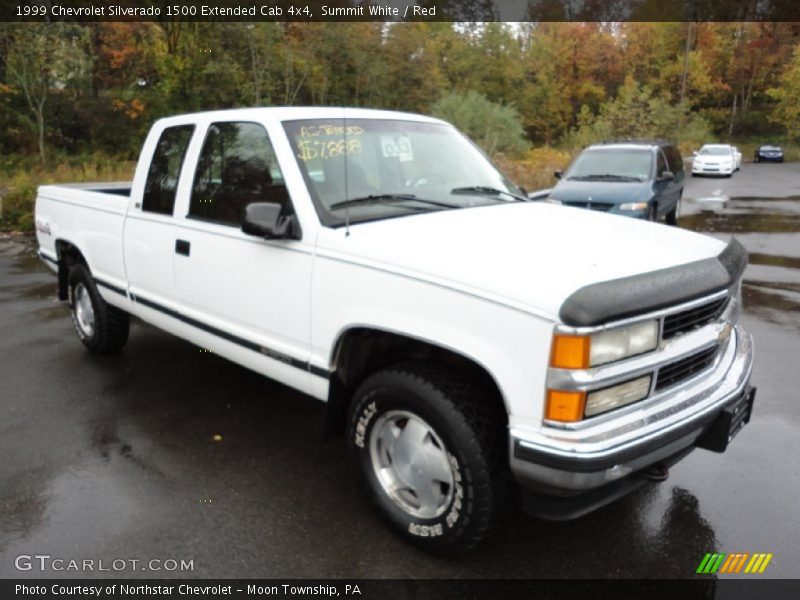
<box><xmin>73</xmin><ymin>283</ymin><xmax>96</xmax><ymax>337</ymax></box>
<box><xmin>369</xmin><ymin>410</ymin><xmax>456</xmax><ymax>519</ymax></box>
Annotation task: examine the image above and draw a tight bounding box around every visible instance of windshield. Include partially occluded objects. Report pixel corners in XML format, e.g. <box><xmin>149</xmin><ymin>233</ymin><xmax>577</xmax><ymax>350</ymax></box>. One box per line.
<box><xmin>565</xmin><ymin>148</ymin><xmax>652</xmax><ymax>182</ymax></box>
<box><xmin>283</xmin><ymin>118</ymin><xmax>520</xmax><ymax>226</ymax></box>
<box><xmin>699</xmin><ymin>146</ymin><xmax>731</xmax><ymax>156</ymax></box>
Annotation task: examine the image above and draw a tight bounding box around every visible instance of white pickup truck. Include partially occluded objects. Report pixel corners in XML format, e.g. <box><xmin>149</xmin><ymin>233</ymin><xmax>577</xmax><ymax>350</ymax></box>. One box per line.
<box><xmin>35</xmin><ymin>107</ymin><xmax>755</xmax><ymax>554</ymax></box>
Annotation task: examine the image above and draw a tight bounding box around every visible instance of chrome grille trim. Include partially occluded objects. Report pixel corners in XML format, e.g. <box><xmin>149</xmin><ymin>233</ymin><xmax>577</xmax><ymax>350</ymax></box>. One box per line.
<box><xmin>663</xmin><ymin>296</ymin><xmax>729</xmax><ymax>339</ymax></box>
<box><xmin>545</xmin><ymin>288</ymin><xmax>738</xmax><ymax>429</ymax></box>
<box><xmin>555</xmin><ymin>289</ymin><xmax>729</xmax><ymax>336</ymax></box>
<box><xmin>655</xmin><ymin>345</ymin><xmax>719</xmax><ymax>391</ymax></box>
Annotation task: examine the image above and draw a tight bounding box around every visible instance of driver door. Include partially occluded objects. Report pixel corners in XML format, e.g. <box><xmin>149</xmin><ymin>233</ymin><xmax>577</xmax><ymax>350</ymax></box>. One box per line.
<box><xmin>654</xmin><ymin>148</ymin><xmax>678</xmax><ymax>217</ymax></box>
<box><xmin>172</xmin><ymin>119</ymin><xmax>315</xmax><ymax>394</ymax></box>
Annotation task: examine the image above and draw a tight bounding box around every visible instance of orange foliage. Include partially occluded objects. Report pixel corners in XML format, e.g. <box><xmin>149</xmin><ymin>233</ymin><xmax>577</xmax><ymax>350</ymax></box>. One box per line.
<box><xmin>493</xmin><ymin>147</ymin><xmax>574</xmax><ymax>193</ymax></box>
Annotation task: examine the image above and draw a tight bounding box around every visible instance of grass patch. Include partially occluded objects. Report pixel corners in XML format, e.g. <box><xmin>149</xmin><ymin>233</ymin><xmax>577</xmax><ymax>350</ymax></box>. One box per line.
<box><xmin>0</xmin><ymin>153</ymin><xmax>135</xmax><ymax>232</ymax></box>
<box><xmin>493</xmin><ymin>147</ymin><xmax>575</xmax><ymax>194</ymax></box>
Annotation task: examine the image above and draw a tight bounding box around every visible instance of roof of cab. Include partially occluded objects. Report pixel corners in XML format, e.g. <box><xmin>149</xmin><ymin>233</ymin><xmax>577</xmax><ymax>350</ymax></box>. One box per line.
<box><xmin>585</xmin><ymin>143</ymin><xmax>660</xmax><ymax>152</ymax></box>
<box><xmin>153</xmin><ymin>106</ymin><xmax>448</xmax><ymax>128</ymax></box>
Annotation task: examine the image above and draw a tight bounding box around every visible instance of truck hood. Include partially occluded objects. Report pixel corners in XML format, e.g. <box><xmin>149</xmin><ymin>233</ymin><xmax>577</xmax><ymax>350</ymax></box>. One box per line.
<box><xmin>548</xmin><ymin>180</ymin><xmax>650</xmax><ymax>205</ymax></box>
<box><xmin>315</xmin><ymin>202</ymin><xmax>727</xmax><ymax>321</ymax></box>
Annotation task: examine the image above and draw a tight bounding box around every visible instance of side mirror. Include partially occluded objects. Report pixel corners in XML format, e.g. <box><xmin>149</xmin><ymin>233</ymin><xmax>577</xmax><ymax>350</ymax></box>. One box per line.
<box><xmin>660</xmin><ymin>170</ymin><xmax>674</xmax><ymax>181</ymax></box>
<box><xmin>554</xmin><ymin>170</ymin><xmax>563</xmax><ymax>180</ymax></box>
<box><xmin>241</xmin><ymin>202</ymin><xmax>300</xmax><ymax>240</ymax></box>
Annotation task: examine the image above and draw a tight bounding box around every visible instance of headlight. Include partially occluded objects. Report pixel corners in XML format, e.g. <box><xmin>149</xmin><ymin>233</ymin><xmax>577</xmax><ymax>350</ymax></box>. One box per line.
<box><xmin>550</xmin><ymin>320</ymin><xmax>659</xmax><ymax>369</ymax></box>
<box><xmin>618</xmin><ymin>202</ymin><xmax>649</xmax><ymax>211</ymax></box>
<box><xmin>584</xmin><ymin>375</ymin><xmax>652</xmax><ymax>417</ymax></box>
<box><xmin>545</xmin><ymin>374</ymin><xmax>653</xmax><ymax>422</ymax></box>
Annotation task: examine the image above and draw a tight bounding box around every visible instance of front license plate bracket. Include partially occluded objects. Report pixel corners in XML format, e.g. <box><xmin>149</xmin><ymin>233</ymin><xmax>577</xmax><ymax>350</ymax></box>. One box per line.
<box><xmin>696</xmin><ymin>386</ymin><xmax>756</xmax><ymax>453</ymax></box>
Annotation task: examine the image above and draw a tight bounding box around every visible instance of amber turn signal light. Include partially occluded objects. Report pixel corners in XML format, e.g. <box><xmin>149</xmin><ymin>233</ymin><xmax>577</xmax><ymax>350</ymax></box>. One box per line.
<box><xmin>545</xmin><ymin>389</ymin><xmax>587</xmax><ymax>422</ymax></box>
<box><xmin>550</xmin><ymin>334</ymin><xmax>590</xmax><ymax>369</ymax></box>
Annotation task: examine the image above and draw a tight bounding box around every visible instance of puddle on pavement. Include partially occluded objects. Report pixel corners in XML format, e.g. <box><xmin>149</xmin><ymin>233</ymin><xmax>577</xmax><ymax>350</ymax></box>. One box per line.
<box><xmin>681</xmin><ymin>210</ymin><xmax>800</xmax><ymax>234</ymax></box>
<box><xmin>749</xmin><ymin>252</ymin><xmax>800</xmax><ymax>271</ymax></box>
<box><xmin>743</xmin><ymin>283</ymin><xmax>800</xmax><ymax>330</ymax></box>
<box><xmin>0</xmin><ymin>236</ymin><xmax>43</xmax><ymax>272</ymax></box>
<box><xmin>20</xmin><ymin>282</ymin><xmax>58</xmax><ymax>300</ymax></box>
<box><xmin>33</xmin><ymin>305</ymin><xmax>68</xmax><ymax>320</ymax></box>
<box><xmin>682</xmin><ymin>196</ymin><xmax>800</xmax><ymax>323</ymax></box>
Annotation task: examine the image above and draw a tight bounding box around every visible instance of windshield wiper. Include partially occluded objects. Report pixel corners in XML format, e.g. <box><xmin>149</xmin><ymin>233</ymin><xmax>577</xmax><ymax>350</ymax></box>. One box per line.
<box><xmin>329</xmin><ymin>194</ymin><xmax>460</xmax><ymax>211</ymax></box>
<box><xmin>450</xmin><ymin>186</ymin><xmax>529</xmax><ymax>202</ymax></box>
<box><xmin>568</xmin><ymin>174</ymin><xmax>642</xmax><ymax>182</ymax></box>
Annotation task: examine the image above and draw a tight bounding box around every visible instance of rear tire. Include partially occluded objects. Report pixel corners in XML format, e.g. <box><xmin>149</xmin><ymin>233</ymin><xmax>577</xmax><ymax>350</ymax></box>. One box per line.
<box><xmin>347</xmin><ymin>362</ymin><xmax>509</xmax><ymax>555</ymax></box>
<box><xmin>68</xmin><ymin>264</ymin><xmax>129</xmax><ymax>354</ymax></box>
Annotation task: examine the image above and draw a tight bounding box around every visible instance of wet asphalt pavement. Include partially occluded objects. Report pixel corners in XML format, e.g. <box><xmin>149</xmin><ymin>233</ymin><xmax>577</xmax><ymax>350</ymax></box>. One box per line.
<box><xmin>0</xmin><ymin>161</ymin><xmax>798</xmax><ymax>580</ymax></box>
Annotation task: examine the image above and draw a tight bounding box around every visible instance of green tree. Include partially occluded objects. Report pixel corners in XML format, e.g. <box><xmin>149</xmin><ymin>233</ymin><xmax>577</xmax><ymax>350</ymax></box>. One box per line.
<box><xmin>431</xmin><ymin>90</ymin><xmax>528</xmax><ymax>155</ymax></box>
<box><xmin>767</xmin><ymin>45</ymin><xmax>800</xmax><ymax>138</ymax></box>
<box><xmin>566</xmin><ymin>76</ymin><xmax>712</xmax><ymax>149</ymax></box>
<box><xmin>5</xmin><ymin>24</ymin><xmax>89</xmax><ymax>163</ymax></box>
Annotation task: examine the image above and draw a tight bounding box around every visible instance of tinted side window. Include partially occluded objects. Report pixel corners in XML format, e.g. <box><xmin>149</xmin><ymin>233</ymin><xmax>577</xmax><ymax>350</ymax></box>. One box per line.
<box><xmin>189</xmin><ymin>122</ymin><xmax>290</xmax><ymax>226</ymax></box>
<box><xmin>142</xmin><ymin>125</ymin><xmax>194</xmax><ymax>215</ymax></box>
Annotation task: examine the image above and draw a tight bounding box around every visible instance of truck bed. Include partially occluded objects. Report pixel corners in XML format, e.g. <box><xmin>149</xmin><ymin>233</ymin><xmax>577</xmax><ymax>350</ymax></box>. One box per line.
<box><xmin>35</xmin><ymin>181</ymin><xmax>133</xmax><ymax>293</ymax></box>
<box><xmin>41</xmin><ymin>181</ymin><xmax>132</xmax><ymax>196</ymax></box>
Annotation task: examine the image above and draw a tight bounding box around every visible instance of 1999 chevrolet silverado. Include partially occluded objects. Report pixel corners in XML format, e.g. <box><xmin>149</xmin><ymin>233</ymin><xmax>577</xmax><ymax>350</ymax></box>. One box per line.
<box><xmin>35</xmin><ymin>108</ymin><xmax>755</xmax><ymax>554</ymax></box>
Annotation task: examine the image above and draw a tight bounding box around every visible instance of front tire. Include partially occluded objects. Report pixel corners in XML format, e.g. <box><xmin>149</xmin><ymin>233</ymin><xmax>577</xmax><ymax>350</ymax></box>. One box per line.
<box><xmin>347</xmin><ymin>363</ymin><xmax>508</xmax><ymax>555</ymax></box>
<box><xmin>647</xmin><ymin>203</ymin><xmax>658</xmax><ymax>222</ymax></box>
<box><xmin>68</xmin><ymin>264</ymin><xmax>130</xmax><ymax>354</ymax></box>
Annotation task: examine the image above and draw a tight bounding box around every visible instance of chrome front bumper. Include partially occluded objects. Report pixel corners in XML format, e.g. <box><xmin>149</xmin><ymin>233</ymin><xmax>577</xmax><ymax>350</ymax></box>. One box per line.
<box><xmin>509</xmin><ymin>324</ymin><xmax>754</xmax><ymax>494</ymax></box>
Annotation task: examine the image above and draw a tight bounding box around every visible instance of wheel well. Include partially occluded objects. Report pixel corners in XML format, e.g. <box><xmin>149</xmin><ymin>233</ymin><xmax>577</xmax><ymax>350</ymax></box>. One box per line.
<box><xmin>54</xmin><ymin>240</ymin><xmax>87</xmax><ymax>301</ymax></box>
<box><xmin>324</xmin><ymin>327</ymin><xmax>507</xmax><ymax>436</ymax></box>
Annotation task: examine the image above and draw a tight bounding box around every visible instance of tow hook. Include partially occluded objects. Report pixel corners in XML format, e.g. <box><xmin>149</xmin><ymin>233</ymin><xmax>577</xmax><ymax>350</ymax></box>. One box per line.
<box><xmin>640</xmin><ymin>463</ymin><xmax>670</xmax><ymax>482</ymax></box>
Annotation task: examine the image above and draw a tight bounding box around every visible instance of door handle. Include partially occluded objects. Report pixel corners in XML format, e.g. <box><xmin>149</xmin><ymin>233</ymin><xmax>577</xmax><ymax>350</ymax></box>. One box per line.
<box><xmin>175</xmin><ymin>239</ymin><xmax>191</xmax><ymax>256</ymax></box>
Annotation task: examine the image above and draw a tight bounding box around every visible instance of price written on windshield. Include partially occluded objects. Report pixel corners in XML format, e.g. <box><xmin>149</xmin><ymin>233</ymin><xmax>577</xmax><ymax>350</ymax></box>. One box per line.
<box><xmin>297</xmin><ymin>138</ymin><xmax>362</xmax><ymax>162</ymax></box>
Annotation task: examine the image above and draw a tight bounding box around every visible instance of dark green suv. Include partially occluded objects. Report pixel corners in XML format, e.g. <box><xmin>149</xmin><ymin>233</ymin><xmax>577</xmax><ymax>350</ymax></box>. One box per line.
<box><xmin>547</xmin><ymin>139</ymin><xmax>685</xmax><ymax>225</ymax></box>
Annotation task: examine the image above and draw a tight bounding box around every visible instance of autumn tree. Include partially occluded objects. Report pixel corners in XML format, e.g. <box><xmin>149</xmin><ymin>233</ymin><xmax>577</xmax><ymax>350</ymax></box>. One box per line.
<box><xmin>566</xmin><ymin>76</ymin><xmax>713</xmax><ymax>149</ymax></box>
<box><xmin>767</xmin><ymin>45</ymin><xmax>800</xmax><ymax>138</ymax></box>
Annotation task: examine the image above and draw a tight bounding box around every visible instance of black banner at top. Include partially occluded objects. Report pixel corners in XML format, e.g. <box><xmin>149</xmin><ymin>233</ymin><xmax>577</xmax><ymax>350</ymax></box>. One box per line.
<box><xmin>3</xmin><ymin>0</ymin><xmax>800</xmax><ymax>22</ymax></box>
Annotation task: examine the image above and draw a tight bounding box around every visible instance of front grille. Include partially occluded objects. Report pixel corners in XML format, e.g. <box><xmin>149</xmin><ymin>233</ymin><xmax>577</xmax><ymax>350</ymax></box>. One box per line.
<box><xmin>564</xmin><ymin>201</ymin><xmax>613</xmax><ymax>212</ymax></box>
<box><xmin>655</xmin><ymin>345</ymin><xmax>718</xmax><ymax>391</ymax></box>
<box><xmin>662</xmin><ymin>296</ymin><xmax>728</xmax><ymax>339</ymax></box>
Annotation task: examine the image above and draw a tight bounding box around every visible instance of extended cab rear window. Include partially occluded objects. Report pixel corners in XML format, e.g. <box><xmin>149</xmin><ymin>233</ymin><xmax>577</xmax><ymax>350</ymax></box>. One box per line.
<box><xmin>142</xmin><ymin>125</ymin><xmax>195</xmax><ymax>216</ymax></box>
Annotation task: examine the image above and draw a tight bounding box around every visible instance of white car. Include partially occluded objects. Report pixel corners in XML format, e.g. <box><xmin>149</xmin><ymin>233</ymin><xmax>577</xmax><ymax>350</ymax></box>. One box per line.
<box><xmin>692</xmin><ymin>144</ymin><xmax>737</xmax><ymax>177</ymax></box>
<box><xmin>34</xmin><ymin>108</ymin><xmax>755</xmax><ymax>554</ymax></box>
